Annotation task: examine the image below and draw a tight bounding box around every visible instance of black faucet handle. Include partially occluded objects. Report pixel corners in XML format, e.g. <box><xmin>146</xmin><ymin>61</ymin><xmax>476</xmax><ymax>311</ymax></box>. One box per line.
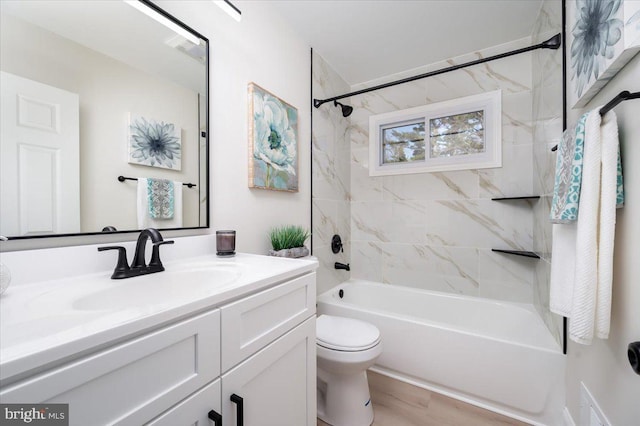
<box><xmin>150</xmin><ymin>240</ymin><xmax>174</xmax><ymax>268</ymax></box>
<box><xmin>98</xmin><ymin>246</ymin><xmax>131</xmax><ymax>279</ymax></box>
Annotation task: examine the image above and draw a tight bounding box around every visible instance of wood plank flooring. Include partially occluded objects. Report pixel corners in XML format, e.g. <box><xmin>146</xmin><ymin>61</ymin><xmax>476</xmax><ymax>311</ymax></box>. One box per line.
<box><xmin>317</xmin><ymin>370</ymin><xmax>530</xmax><ymax>426</ymax></box>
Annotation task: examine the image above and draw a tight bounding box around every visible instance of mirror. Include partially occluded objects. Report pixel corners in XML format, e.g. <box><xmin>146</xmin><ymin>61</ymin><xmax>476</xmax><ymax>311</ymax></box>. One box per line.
<box><xmin>0</xmin><ymin>0</ymin><xmax>209</xmax><ymax>239</ymax></box>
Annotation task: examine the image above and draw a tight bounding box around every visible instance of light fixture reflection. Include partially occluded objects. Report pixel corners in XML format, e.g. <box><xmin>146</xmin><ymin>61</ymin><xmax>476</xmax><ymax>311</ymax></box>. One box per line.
<box><xmin>124</xmin><ymin>0</ymin><xmax>201</xmax><ymax>45</ymax></box>
<box><xmin>213</xmin><ymin>0</ymin><xmax>242</xmax><ymax>22</ymax></box>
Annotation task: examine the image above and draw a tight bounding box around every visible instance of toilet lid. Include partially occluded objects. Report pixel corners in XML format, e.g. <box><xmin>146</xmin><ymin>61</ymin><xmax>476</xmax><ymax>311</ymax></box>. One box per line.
<box><xmin>316</xmin><ymin>315</ymin><xmax>381</xmax><ymax>351</ymax></box>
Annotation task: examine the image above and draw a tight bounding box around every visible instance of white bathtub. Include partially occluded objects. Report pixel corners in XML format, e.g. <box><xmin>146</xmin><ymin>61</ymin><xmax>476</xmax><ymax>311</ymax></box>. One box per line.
<box><xmin>317</xmin><ymin>279</ymin><xmax>565</xmax><ymax>426</ymax></box>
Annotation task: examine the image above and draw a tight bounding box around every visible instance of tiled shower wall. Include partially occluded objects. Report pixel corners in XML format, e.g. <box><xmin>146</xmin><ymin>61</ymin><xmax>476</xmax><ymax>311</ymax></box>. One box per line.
<box><xmin>311</xmin><ymin>52</ymin><xmax>351</xmax><ymax>295</ymax></box>
<box><xmin>532</xmin><ymin>0</ymin><xmax>564</xmax><ymax>344</ymax></box>
<box><xmin>348</xmin><ymin>39</ymin><xmax>540</xmax><ymax>303</ymax></box>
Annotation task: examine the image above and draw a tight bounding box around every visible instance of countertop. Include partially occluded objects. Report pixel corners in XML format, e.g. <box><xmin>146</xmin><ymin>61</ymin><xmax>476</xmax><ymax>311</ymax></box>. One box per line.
<box><xmin>0</xmin><ymin>253</ymin><xmax>317</xmax><ymax>384</ymax></box>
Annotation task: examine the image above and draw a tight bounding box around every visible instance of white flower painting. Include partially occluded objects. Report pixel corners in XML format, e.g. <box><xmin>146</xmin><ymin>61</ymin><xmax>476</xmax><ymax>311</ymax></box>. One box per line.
<box><xmin>568</xmin><ymin>0</ymin><xmax>640</xmax><ymax>108</ymax></box>
<box><xmin>128</xmin><ymin>114</ymin><xmax>182</xmax><ymax>170</ymax></box>
<box><xmin>248</xmin><ymin>83</ymin><xmax>298</xmax><ymax>192</ymax></box>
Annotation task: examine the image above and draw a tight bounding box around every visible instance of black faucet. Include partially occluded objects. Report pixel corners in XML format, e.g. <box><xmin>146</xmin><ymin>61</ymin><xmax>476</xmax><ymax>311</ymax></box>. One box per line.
<box><xmin>98</xmin><ymin>228</ymin><xmax>174</xmax><ymax>279</ymax></box>
<box><xmin>334</xmin><ymin>262</ymin><xmax>350</xmax><ymax>271</ymax></box>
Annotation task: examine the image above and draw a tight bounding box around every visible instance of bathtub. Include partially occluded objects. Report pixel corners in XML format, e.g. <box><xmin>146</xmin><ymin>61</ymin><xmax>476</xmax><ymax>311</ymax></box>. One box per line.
<box><xmin>316</xmin><ymin>279</ymin><xmax>565</xmax><ymax>426</ymax></box>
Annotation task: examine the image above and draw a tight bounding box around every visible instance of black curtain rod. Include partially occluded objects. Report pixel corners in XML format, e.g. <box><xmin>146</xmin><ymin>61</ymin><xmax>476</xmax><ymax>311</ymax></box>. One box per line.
<box><xmin>551</xmin><ymin>90</ymin><xmax>640</xmax><ymax>151</ymax></box>
<box><xmin>313</xmin><ymin>33</ymin><xmax>561</xmax><ymax>108</ymax></box>
<box><xmin>117</xmin><ymin>175</ymin><xmax>197</xmax><ymax>188</ymax></box>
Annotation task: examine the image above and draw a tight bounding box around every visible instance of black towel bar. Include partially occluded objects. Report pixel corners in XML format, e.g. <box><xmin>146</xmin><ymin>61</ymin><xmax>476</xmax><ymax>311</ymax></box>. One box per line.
<box><xmin>117</xmin><ymin>175</ymin><xmax>197</xmax><ymax>188</ymax></box>
<box><xmin>552</xmin><ymin>90</ymin><xmax>640</xmax><ymax>151</ymax></box>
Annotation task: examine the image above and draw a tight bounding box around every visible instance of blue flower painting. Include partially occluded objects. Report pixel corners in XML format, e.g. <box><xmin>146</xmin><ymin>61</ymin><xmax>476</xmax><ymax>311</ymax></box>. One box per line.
<box><xmin>128</xmin><ymin>114</ymin><xmax>182</xmax><ymax>170</ymax></box>
<box><xmin>568</xmin><ymin>0</ymin><xmax>640</xmax><ymax>107</ymax></box>
<box><xmin>248</xmin><ymin>83</ymin><xmax>298</xmax><ymax>192</ymax></box>
<box><xmin>570</xmin><ymin>0</ymin><xmax>623</xmax><ymax>98</ymax></box>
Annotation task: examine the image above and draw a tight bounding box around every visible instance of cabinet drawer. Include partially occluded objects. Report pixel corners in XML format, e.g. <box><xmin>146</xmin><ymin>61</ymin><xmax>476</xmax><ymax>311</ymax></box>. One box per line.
<box><xmin>0</xmin><ymin>310</ymin><xmax>221</xmax><ymax>426</ymax></box>
<box><xmin>146</xmin><ymin>379</ymin><xmax>221</xmax><ymax>426</ymax></box>
<box><xmin>220</xmin><ymin>272</ymin><xmax>315</xmax><ymax>372</ymax></box>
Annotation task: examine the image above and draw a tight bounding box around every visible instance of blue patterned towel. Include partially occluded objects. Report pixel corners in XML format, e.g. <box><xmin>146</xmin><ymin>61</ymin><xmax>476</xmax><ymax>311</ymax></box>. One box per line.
<box><xmin>147</xmin><ymin>178</ymin><xmax>174</xmax><ymax>219</ymax></box>
<box><xmin>550</xmin><ymin>112</ymin><xmax>624</xmax><ymax>224</ymax></box>
<box><xmin>616</xmin><ymin>148</ymin><xmax>624</xmax><ymax>208</ymax></box>
<box><xmin>550</xmin><ymin>114</ymin><xmax>587</xmax><ymax>223</ymax></box>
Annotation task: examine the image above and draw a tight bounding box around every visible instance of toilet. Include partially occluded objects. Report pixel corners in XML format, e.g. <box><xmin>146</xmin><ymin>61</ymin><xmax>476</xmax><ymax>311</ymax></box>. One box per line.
<box><xmin>316</xmin><ymin>314</ymin><xmax>383</xmax><ymax>426</ymax></box>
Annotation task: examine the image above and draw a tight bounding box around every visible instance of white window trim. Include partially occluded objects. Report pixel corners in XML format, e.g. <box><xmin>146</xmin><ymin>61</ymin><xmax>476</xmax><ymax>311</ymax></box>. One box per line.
<box><xmin>369</xmin><ymin>90</ymin><xmax>502</xmax><ymax>176</ymax></box>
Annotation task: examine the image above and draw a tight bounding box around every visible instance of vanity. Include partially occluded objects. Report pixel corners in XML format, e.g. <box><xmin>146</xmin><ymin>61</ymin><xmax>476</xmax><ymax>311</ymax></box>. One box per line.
<box><xmin>0</xmin><ymin>237</ymin><xmax>318</xmax><ymax>426</ymax></box>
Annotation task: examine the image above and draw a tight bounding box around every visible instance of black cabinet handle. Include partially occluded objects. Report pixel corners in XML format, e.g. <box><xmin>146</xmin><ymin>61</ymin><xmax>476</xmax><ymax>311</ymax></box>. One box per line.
<box><xmin>230</xmin><ymin>394</ymin><xmax>244</xmax><ymax>426</ymax></box>
<box><xmin>208</xmin><ymin>409</ymin><xmax>222</xmax><ymax>425</ymax></box>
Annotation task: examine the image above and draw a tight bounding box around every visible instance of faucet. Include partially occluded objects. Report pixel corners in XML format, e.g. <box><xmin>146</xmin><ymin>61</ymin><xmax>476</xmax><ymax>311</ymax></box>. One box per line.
<box><xmin>334</xmin><ymin>262</ymin><xmax>350</xmax><ymax>271</ymax></box>
<box><xmin>98</xmin><ymin>228</ymin><xmax>174</xmax><ymax>279</ymax></box>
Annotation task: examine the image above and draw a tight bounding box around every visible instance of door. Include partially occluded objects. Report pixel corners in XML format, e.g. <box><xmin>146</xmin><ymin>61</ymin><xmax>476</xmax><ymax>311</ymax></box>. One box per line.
<box><xmin>0</xmin><ymin>71</ymin><xmax>80</xmax><ymax>236</ymax></box>
<box><xmin>221</xmin><ymin>317</ymin><xmax>316</xmax><ymax>426</ymax></box>
<box><xmin>146</xmin><ymin>380</ymin><xmax>222</xmax><ymax>426</ymax></box>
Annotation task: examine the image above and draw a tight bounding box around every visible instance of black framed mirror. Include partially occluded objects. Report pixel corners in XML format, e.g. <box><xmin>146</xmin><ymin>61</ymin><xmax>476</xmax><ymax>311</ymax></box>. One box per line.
<box><xmin>0</xmin><ymin>0</ymin><xmax>209</xmax><ymax>240</ymax></box>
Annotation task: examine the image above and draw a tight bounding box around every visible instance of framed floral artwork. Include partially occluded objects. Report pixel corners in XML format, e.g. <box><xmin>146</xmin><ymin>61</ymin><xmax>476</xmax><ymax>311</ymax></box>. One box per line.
<box><xmin>568</xmin><ymin>0</ymin><xmax>640</xmax><ymax>108</ymax></box>
<box><xmin>248</xmin><ymin>83</ymin><xmax>299</xmax><ymax>192</ymax></box>
<box><xmin>128</xmin><ymin>114</ymin><xmax>182</xmax><ymax>170</ymax></box>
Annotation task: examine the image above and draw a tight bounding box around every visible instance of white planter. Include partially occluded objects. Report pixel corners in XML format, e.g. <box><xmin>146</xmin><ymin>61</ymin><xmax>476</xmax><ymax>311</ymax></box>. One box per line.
<box><xmin>268</xmin><ymin>246</ymin><xmax>310</xmax><ymax>258</ymax></box>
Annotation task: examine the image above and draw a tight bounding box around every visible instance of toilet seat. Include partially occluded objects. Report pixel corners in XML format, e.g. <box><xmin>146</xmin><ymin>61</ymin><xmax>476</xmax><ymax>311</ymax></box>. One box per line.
<box><xmin>316</xmin><ymin>314</ymin><xmax>381</xmax><ymax>351</ymax></box>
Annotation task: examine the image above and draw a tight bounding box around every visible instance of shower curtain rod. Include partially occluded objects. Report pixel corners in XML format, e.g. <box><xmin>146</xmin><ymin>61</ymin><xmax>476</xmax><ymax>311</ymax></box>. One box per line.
<box><xmin>313</xmin><ymin>33</ymin><xmax>561</xmax><ymax>109</ymax></box>
<box><xmin>551</xmin><ymin>90</ymin><xmax>640</xmax><ymax>151</ymax></box>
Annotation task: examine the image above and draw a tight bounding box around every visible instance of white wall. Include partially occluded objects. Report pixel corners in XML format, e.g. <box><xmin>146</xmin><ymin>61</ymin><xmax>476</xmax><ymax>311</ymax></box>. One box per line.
<box><xmin>157</xmin><ymin>0</ymin><xmax>311</xmax><ymax>255</ymax></box>
<box><xmin>564</xmin><ymin>53</ymin><xmax>640</xmax><ymax>426</ymax></box>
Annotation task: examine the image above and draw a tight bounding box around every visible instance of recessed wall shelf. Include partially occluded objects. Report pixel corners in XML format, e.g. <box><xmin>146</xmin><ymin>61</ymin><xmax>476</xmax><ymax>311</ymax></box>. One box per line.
<box><xmin>491</xmin><ymin>249</ymin><xmax>540</xmax><ymax>259</ymax></box>
<box><xmin>491</xmin><ymin>196</ymin><xmax>540</xmax><ymax>201</ymax></box>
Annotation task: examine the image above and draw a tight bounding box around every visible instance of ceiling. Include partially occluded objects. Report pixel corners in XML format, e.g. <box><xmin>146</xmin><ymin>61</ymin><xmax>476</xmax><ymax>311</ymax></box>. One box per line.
<box><xmin>267</xmin><ymin>0</ymin><xmax>544</xmax><ymax>86</ymax></box>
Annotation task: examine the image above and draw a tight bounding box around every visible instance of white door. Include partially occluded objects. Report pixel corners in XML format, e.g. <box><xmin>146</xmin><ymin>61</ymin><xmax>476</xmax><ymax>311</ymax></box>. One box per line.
<box><xmin>221</xmin><ymin>318</ymin><xmax>316</xmax><ymax>426</ymax></box>
<box><xmin>0</xmin><ymin>71</ymin><xmax>80</xmax><ymax>236</ymax></box>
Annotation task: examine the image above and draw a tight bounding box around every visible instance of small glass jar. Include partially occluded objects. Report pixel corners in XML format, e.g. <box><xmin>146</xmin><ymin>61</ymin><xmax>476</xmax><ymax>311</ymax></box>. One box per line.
<box><xmin>216</xmin><ymin>230</ymin><xmax>236</xmax><ymax>256</ymax></box>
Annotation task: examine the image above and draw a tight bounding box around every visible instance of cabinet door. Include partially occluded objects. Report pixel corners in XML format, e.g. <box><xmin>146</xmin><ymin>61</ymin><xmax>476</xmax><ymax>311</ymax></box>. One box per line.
<box><xmin>0</xmin><ymin>310</ymin><xmax>221</xmax><ymax>426</ymax></box>
<box><xmin>221</xmin><ymin>317</ymin><xmax>316</xmax><ymax>426</ymax></box>
<box><xmin>220</xmin><ymin>272</ymin><xmax>315</xmax><ymax>372</ymax></box>
<box><xmin>147</xmin><ymin>380</ymin><xmax>221</xmax><ymax>426</ymax></box>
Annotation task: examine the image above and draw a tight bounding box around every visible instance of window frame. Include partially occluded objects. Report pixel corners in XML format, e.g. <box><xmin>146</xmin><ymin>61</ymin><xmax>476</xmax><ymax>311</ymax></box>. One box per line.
<box><xmin>368</xmin><ymin>90</ymin><xmax>502</xmax><ymax>176</ymax></box>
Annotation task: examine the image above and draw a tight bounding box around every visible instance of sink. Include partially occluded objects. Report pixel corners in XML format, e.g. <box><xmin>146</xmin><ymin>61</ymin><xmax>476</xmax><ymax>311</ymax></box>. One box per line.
<box><xmin>73</xmin><ymin>266</ymin><xmax>241</xmax><ymax>311</ymax></box>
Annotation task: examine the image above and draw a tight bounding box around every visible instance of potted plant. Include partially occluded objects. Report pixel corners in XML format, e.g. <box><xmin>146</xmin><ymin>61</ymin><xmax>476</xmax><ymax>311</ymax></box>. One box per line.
<box><xmin>268</xmin><ymin>225</ymin><xmax>310</xmax><ymax>258</ymax></box>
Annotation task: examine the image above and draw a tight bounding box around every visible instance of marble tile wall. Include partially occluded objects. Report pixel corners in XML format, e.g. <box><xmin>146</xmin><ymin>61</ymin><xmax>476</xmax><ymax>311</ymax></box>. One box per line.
<box><xmin>531</xmin><ymin>0</ymin><xmax>564</xmax><ymax>345</ymax></box>
<box><xmin>349</xmin><ymin>38</ymin><xmax>538</xmax><ymax>303</ymax></box>
<box><xmin>312</xmin><ymin>52</ymin><xmax>351</xmax><ymax>294</ymax></box>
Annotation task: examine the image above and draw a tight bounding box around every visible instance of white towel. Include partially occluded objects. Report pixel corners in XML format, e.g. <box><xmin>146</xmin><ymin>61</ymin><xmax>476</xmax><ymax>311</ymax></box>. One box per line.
<box><xmin>549</xmin><ymin>223</ymin><xmax>577</xmax><ymax>317</ymax></box>
<box><xmin>137</xmin><ymin>178</ymin><xmax>183</xmax><ymax>229</ymax></box>
<box><xmin>563</xmin><ymin>109</ymin><xmax>619</xmax><ymax>345</ymax></box>
<box><xmin>595</xmin><ymin>111</ymin><xmax>618</xmax><ymax>339</ymax></box>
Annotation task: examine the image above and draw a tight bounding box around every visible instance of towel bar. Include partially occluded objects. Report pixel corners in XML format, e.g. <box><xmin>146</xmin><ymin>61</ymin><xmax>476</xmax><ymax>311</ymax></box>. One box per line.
<box><xmin>117</xmin><ymin>175</ymin><xmax>197</xmax><ymax>188</ymax></box>
<box><xmin>552</xmin><ymin>90</ymin><xmax>640</xmax><ymax>151</ymax></box>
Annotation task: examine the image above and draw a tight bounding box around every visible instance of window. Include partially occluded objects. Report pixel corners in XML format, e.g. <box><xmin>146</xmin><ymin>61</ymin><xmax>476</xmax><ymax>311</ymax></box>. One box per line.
<box><xmin>369</xmin><ymin>90</ymin><xmax>501</xmax><ymax>176</ymax></box>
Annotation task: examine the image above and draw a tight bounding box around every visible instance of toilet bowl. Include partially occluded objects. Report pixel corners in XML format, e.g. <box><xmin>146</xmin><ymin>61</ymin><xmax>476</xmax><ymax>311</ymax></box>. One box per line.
<box><xmin>316</xmin><ymin>314</ymin><xmax>382</xmax><ymax>426</ymax></box>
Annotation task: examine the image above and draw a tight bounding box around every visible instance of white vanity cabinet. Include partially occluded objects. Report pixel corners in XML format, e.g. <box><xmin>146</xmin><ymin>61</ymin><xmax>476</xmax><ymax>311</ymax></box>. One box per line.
<box><xmin>0</xmin><ymin>309</ymin><xmax>222</xmax><ymax>425</ymax></box>
<box><xmin>219</xmin><ymin>273</ymin><xmax>316</xmax><ymax>426</ymax></box>
<box><xmin>0</xmin><ymin>270</ymin><xmax>316</xmax><ymax>426</ymax></box>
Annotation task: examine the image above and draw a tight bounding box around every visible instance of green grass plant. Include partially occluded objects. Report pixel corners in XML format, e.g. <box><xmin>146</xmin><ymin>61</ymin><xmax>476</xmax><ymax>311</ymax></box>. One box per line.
<box><xmin>269</xmin><ymin>225</ymin><xmax>310</xmax><ymax>251</ymax></box>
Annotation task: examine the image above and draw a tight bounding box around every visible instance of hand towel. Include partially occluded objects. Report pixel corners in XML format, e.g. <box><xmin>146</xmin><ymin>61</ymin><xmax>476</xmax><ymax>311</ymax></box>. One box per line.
<box><xmin>137</xmin><ymin>178</ymin><xmax>183</xmax><ymax>229</ymax></box>
<box><xmin>549</xmin><ymin>114</ymin><xmax>587</xmax><ymax>223</ymax></box>
<box><xmin>147</xmin><ymin>178</ymin><xmax>174</xmax><ymax>219</ymax></box>
<box><xmin>549</xmin><ymin>223</ymin><xmax>577</xmax><ymax>317</ymax></box>
<box><xmin>569</xmin><ymin>110</ymin><xmax>601</xmax><ymax>344</ymax></box>
<box><xmin>567</xmin><ymin>109</ymin><xmax>621</xmax><ymax>344</ymax></box>
<box><xmin>595</xmin><ymin>111</ymin><xmax>619</xmax><ymax>339</ymax></box>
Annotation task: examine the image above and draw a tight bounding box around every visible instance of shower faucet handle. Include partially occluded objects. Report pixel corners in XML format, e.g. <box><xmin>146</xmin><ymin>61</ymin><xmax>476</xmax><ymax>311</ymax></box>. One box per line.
<box><xmin>331</xmin><ymin>234</ymin><xmax>344</xmax><ymax>254</ymax></box>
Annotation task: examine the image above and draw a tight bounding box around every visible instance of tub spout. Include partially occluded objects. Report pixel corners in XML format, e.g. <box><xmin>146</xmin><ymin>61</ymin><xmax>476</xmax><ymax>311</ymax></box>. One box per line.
<box><xmin>334</xmin><ymin>262</ymin><xmax>350</xmax><ymax>271</ymax></box>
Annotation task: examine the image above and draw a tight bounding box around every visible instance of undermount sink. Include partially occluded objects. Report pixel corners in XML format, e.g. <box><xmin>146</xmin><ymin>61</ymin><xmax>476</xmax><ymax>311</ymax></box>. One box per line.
<box><xmin>73</xmin><ymin>265</ymin><xmax>242</xmax><ymax>311</ymax></box>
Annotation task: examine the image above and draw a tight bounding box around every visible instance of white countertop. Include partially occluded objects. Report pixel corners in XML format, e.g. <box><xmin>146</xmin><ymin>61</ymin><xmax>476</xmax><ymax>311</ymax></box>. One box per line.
<box><xmin>0</xmin><ymin>252</ymin><xmax>317</xmax><ymax>383</ymax></box>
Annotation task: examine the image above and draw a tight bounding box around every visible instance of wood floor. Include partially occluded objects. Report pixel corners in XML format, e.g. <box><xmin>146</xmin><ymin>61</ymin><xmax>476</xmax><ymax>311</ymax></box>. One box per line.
<box><xmin>317</xmin><ymin>370</ymin><xmax>530</xmax><ymax>426</ymax></box>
